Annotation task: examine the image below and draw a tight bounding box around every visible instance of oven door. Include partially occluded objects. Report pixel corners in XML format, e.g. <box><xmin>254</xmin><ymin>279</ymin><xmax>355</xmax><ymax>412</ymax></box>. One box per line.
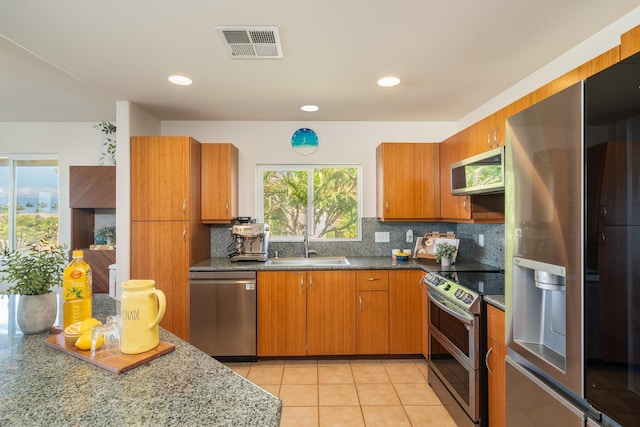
<box><xmin>428</xmin><ymin>290</ymin><xmax>480</xmax><ymax>422</ymax></box>
<box><xmin>428</xmin><ymin>289</ymin><xmax>480</xmax><ymax>368</ymax></box>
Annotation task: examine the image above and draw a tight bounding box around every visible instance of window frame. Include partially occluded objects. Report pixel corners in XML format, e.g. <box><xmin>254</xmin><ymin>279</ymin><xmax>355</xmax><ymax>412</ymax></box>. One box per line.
<box><xmin>0</xmin><ymin>154</ymin><xmax>59</xmax><ymax>251</ymax></box>
<box><xmin>256</xmin><ymin>164</ymin><xmax>362</xmax><ymax>243</ymax></box>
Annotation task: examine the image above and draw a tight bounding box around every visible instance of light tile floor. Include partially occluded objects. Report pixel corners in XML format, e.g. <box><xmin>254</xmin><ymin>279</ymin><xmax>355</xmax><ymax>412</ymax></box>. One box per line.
<box><xmin>224</xmin><ymin>358</ymin><xmax>457</xmax><ymax>427</ymax></box>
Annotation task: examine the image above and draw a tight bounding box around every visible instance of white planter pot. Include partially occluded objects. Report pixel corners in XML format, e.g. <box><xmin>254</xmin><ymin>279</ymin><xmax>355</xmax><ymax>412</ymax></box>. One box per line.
<box><xmin>17</xmin><ymin>293</ymin><xmax>57</xmax><ymax>334</ymax></box>
<box><xmin>440</xmin><ymin>257</ymin><xmax>451</xmax><ymax>267</ymax></box>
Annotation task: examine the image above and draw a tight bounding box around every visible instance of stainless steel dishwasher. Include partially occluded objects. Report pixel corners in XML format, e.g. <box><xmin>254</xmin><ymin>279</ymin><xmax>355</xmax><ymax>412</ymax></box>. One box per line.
<box><xmin>189</xmin><ymin>271</ymin><xmax>257</xmax><ymax>361</ymax></box>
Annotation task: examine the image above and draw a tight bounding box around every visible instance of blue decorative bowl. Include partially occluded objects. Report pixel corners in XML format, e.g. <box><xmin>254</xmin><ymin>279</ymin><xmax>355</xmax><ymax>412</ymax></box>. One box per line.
<box><xmin>396</xmin><ymin>255</ymin><xmax>409</xmax><ymax>262</ymax></box>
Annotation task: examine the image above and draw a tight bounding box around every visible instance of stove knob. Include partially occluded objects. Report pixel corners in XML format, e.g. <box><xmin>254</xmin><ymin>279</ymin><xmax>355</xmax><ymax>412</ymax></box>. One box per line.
<box><xmin>455</xmin><ymin>289</ymin><xmax>463</xmax><ymax>298</ymax></box>
<box><xmin>464</xmin><ymin>294</ymin><xmax>474</xmax><ymax>304</ymax></box>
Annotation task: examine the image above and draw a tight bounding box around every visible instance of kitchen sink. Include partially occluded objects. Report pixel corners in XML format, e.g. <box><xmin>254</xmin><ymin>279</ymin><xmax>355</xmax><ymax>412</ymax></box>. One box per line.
<box><xmin>266</xmin><ymin>256</ymin><xmax>351</xmax><ymax>266</ymax></box>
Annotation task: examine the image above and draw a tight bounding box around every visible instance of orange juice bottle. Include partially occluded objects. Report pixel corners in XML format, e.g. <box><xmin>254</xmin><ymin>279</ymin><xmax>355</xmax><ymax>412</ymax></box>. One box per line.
<box><xmin>62</xmin><ymin>250</ymin><xmax>93</xmax><ymax>329</ymax></box>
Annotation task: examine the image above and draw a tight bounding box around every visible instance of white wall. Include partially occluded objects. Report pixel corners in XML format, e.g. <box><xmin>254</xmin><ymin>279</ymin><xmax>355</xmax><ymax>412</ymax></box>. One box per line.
<box><xmin>162</xmin><ymin>121</ymin><xmax>455</xmax><ymax>218</ymax></box>
<box><xmin>0</xmin><ymin>122</ymin><xmax>104</xmax><ymax>247</ymax></box>
<box><xmin>115</xmin><ymin>101</ymin><xmax>161</xmax><ymax>289</ymax></box>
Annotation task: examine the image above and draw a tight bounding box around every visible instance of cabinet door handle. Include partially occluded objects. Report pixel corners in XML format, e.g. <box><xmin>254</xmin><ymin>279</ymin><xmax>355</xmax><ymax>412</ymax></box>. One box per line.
<box><xmin>493</xmin><ymin>126</ymin><xmax>500</xmax><ymax>147</ymax></box>
<box><xmin>599</xmin><ymin>232</ymin><xmax>605</xmax><ymax>245</ymax></box>
<box><xmin>359</xmin><ymin>295</ymin><xmax>363</xmax><ymax>312</ymax></box>
<box><xmin>182</xmin><ymin>199</ymin><xmax>187</xmax><ymax>213</ymax></box>
<box><xmin>183</xmin><ymin>226</ymin><xmax>187</xmax><ymax>241</ymax></box>
<box><xmin>464</xmin><ymin>196</ymin><xmax>470</xmax><ymax>213</ymax></box>
<box><xmin>226</xmin><ymin>201</ymin><xmax>229</xmax><ymax>214</ymax></box>
<box><xmin>364</xmin><ymin>277</ymin><xmax>380</xmax><ymax>281</ymax></box>
<box><xmin>487</xmin><ymin>129</ymin><xmax>494</xmax><ymax>148</ymax></box>
<box><xmin>300</xmin><ymin>276</ymin><xmax>304</xmax><ymax>292</ymax></box>
<box><xmin>385</xmin><ymin>200</ymin><xmax>389</xmax><ymax>213</ymax></box>
<box><xmin>309</xmin><ymin>276</ymin><xmax>313</xmax><ymax>291</ymax></box>
<box><xmin>601</xmin><ymin>205</ymin><xmax>607</xmax><ymax>217</ymax></box>
<box><xmin>485</xmin><ymin>346</ymin><xmax>493</xmax><ymax>373</ymax></box>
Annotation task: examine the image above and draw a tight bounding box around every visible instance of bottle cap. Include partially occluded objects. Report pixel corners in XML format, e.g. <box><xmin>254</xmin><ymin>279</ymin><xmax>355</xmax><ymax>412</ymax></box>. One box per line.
<box><xmin>73</xmin><ymin>250</ymin><xmax>84</xmax><ymax>258</ymax></box>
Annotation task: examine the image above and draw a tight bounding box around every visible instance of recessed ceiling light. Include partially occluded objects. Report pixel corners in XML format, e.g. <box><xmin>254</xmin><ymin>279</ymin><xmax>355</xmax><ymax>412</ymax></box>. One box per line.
<box><xmin>377</xmin><ymin>76</ymin><xmax>401</xmax><ymax>87</ymax></box>
<box><xmin>301</xmin><ymin>105</ymin><xmax>319</xmax><ymax>112</ymax></box>
<box><xmin>168</xmin><ymin>75</ymin><xmax>193</xmax><ymax>86</ymax></box>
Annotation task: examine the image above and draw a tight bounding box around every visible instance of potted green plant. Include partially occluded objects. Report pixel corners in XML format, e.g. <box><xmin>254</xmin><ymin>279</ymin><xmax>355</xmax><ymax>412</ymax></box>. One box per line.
<box><xmin>0</xmin><ymin>239</ymin><xmax>68</xmax><ymax>334</ymax></box>
<box><xmin>434</xmin><ymin>241</ymin><xmax>457</xmax><ymax>266</ymax></box>
<box><xmin>95</xmin><ymin>226</ymin><xmax>116</xmax><ymax>245</ymax></box>
<box><xmin>94</xmin><ymin>121</ymin><xmax>116</xmax><ymax>166</ymax></box>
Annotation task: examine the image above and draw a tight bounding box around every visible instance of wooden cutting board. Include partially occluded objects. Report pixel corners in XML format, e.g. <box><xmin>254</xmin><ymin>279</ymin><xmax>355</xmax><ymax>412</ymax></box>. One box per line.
<box><xmin>44</xmin><ymin>333</ymin><xmax>175</xmax><ymax>374</ymax></box>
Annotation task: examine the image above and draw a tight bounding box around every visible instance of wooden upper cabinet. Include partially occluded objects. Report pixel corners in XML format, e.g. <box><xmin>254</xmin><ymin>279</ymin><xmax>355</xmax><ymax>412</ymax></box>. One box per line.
<box><xmin>439</xmin><ymin>133</ymin><xmax>471</xmax><ymax>220</ymax></box>
<box><xmin>621</xmin><ymin>25</ymin><xmax>640</xmax><ymax>60</ymax></box>
<box><xmin>131</xmin><ymin>136</ymin><xmax>201</xmax><ymax>221</ymax></box>
<box><xmin>201</xmin><ymin>143</ymin><xmax>238</xmax><ymax>224</ymax></box>
<box><xmin>70</xmin><ymin>166</ymin><xmax>116</xmax><ymax>208</ymax></box>
<box><xmin>376</xmin><ymin>142</ymin><xmax>440</xmax><ymax>221</ymax></box>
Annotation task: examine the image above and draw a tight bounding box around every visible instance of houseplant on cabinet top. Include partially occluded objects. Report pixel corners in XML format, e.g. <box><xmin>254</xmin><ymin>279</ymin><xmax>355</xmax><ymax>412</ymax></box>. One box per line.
<box><xmin>0</xmin><ymin>238</ymin><xmax>67</xmax><ymax>334</ymax></box>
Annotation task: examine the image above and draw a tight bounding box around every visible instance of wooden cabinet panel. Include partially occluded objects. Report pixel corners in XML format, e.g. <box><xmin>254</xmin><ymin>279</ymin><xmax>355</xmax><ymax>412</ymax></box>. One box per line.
<box><xmin>487</xmin><ymin>304</ymin><xmax>506</xmax><ymax>427</ymax></box>
<box><xmin>69</xmin><ymin>166</ymin><xmax>116</xmax><ymax>208</ymax></box>
<box><xmin>130</xmin><ymin>136</ymin><xmax>209</xmax><ymax>340</ymax></box>
<box><xmin>487</xmin><ymin>337</ymin><xmax>506</xmax><ymax>427</ymax></box>
<box><xmin>389</xmin><ymin>270</ymin><xmax>424</xmax><ymax>354</ymax></box>
<box><xmin>621</xmin><ymin>25</ymin><xmax>640</xmax><ymax>60</ymax></box>
<box><xmin>377</xmin><ymin>142</ymin><xmax>440</xmax><ymax>221</ymax></box>
<box><xmin>130</xmin><ymin>221</ymin><xmax>190</xmax><ymax>339</ymax></box>
<box><xmin>356</xmin><ymin>291</ymin><xmax>389</xmax><ymax>354</ymax></box>
<box><xmin>355</xmin><ymin>270</ymin><xmax>388</xmax><ymax>291</ymax></box>
<box><xmin>201</xmin><ymin>143</ymin><xmax>238</xmax><ymax>224</ymax></box>
<box><xmin>69</xmin><ymin>166</ymin><xmax>116</xmax><ymax>293</ymax></box>
<box><xmin>257</xmin><ymin>271</ymin><xmax>307</xmax><ymax>356</ymax></box>
<box><xmin>131</xmin><ymin>136</ymin><xmax>195</xmax><ymax>221</ymax></box>
<box><xmin>439</xmin><ymin>136</ymin><xmax>471</xmax><ymax>220</ymax></box>
<box><xmin>307</xmin><ymin>271</ymin><xmax>356</xmax><ymax>355</ymax></box>
<box><xmin>83</xmin><ymin>249</ymin><xmax>115</xmax><ymax>294</ymax></box>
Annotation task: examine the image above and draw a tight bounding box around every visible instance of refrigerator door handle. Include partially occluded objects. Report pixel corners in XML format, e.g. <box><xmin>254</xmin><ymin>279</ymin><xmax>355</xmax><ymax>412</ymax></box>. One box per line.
<box><xmin>506</xmin><ymin>356</ymin><xmax>586</xmax><ymax>419</ymax></box>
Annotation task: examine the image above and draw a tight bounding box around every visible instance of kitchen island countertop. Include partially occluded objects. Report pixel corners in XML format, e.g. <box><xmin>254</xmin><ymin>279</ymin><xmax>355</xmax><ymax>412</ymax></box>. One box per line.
<box><xmin>0</xmin><ymin>294</ymin><xmax>281</xmax><ymax>427</ymax></box>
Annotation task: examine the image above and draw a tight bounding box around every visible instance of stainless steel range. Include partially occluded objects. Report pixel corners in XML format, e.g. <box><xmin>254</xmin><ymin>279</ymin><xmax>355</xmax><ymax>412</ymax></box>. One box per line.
<box><xmin>425</xmin><ymin>270</ymin><xmax>504</xmax><ymax>427</ymax></box>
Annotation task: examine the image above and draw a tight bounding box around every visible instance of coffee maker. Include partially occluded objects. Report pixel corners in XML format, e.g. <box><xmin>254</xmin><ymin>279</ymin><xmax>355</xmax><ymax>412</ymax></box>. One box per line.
<box><xmin>229</xmin><ymin>223</ymin><xmax>270</xmax><ymax>262</ymax></box>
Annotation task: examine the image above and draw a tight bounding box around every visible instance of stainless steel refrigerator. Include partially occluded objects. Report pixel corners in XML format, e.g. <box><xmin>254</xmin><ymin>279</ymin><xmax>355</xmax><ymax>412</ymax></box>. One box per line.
<box><xmin>505</xmin><ymin>52</ymin><xmax>640</xmax><ymax>427</ymax></box>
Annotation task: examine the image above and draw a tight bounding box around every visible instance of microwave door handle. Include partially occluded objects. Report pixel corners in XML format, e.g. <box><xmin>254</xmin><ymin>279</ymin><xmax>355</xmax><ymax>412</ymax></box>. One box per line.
<box><xmin>427</xmin><ymin>290</ymin><xmax>474</xmax><ymax>325</ymax></box>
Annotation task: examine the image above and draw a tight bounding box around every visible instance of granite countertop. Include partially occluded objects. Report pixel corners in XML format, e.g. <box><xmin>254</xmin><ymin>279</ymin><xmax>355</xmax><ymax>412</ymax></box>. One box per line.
<box><xmin>485</xmin><ymin>294</ymin><xmax>505</xmax><ymax>311</ymax></box>
<box><xmin>191</xmin><ymin>256</ymin><xmax>501</xmax><ymax>274</ymax></box>
<box><xmin>0</xmin><ymin>295</ymin><xmax>281</xmax><ymax>427</ymax></box>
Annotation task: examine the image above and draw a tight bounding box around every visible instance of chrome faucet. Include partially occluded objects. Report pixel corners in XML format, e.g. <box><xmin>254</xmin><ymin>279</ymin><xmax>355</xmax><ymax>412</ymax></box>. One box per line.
<box><xmin>303</xmin><ymin>234</ymin><xmax>317</xmax><ymax>258</ymax></box>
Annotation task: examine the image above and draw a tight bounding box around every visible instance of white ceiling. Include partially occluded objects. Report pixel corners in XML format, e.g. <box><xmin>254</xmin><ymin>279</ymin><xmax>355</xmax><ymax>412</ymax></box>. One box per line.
<box><xmin>1</xmin><ymin>1</ymin><xmax>639</xmax><ymax>123</ymax></box>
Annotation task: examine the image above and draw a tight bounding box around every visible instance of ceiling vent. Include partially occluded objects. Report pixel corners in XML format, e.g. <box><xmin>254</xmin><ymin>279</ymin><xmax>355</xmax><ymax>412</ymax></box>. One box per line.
<box><xmin>216</xmin><ymin>26</ymin><xmax>283</xmax><ymax>59</ymax></box>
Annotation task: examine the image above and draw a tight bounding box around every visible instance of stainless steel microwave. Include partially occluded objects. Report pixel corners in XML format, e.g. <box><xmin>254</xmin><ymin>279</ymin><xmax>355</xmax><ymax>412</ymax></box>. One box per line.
<box><xmin>450</xmin><ymin>146</ymin><xmax>505</xmax><ymax>195</ymax></box>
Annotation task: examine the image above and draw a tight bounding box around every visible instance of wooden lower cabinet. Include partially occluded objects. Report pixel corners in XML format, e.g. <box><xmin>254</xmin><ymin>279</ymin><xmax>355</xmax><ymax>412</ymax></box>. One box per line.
<box><xmin>257</xmin><ymin>270</ymin><xmax>356</xmax><ymax>356</ymax></box>
<box><xmin>356</xmin><ymin>270</ymin><xmax>390</xmax><ymax>355</ymax></box>
<box><xmin>131</xmin><ymin>221</ymin><xmax>189</xmax><ymax>339</ymax></box>
<box><xmin>257</xmin><ymin>271</ymin><xmax>307</xmax><ymax>356</ymax></box>
<box><xmin>389</xmin><ymin>270</ymin><xmax>424</xmax><ymax>354</ymax></box>
<box><xmin>486</xmin><ymin>304</ymin><xmax>506</xmax><ymax>427</ymax></box>
<box><xmin>307</xmin><ymin>271</ymin><xmax>356</xmax><ymax>355</ymax></box>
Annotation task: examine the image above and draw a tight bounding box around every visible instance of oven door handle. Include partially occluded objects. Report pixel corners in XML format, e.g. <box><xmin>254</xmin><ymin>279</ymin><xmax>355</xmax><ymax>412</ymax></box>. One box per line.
<box><xmin>427</xmin><ymin>290</ymin><xmax>475</xmax><ymax>326</ymax></box>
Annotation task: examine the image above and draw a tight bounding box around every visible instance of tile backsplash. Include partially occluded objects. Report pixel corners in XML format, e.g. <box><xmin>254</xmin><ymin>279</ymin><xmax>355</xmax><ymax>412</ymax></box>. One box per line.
<box><xmin>209</xmin><ymin>218</ymin><xmax>505</xmax><ymax>269</ymax></box>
